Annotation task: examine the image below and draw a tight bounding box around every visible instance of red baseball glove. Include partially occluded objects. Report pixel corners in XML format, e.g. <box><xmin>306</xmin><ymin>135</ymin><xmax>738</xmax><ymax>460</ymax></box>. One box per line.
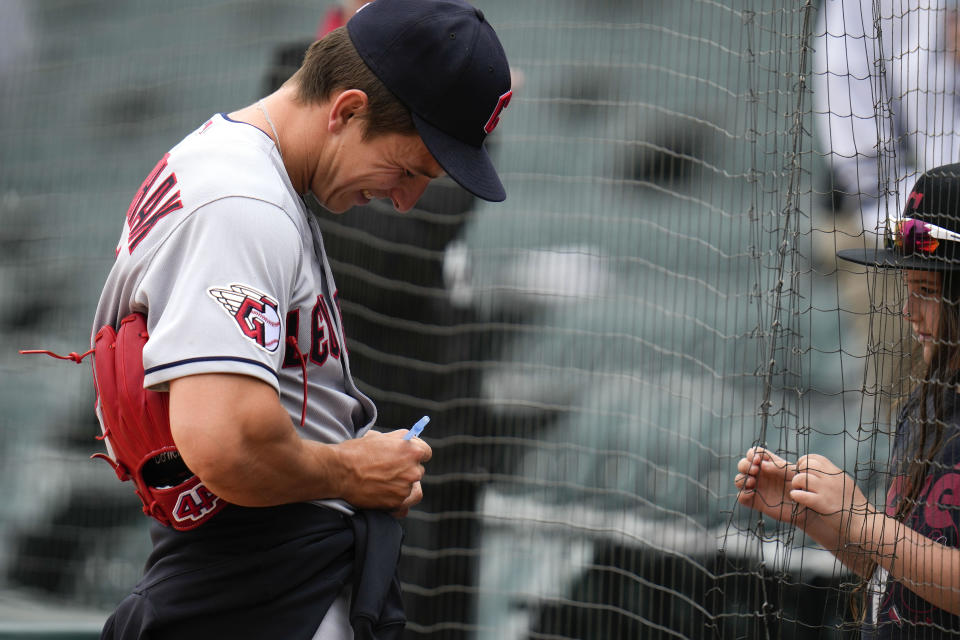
<box><xmin>89</xmin><ymin>313</ymin><xmax>227</xmax><ymax>530</ymax></box>
<box><xmin>20</xmin><ymin>313</ymin><xmax>228</xmax><ymax>530</ymax></box>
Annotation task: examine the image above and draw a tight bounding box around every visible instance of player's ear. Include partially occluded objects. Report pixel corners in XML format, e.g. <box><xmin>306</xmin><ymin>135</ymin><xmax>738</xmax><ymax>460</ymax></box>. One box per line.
<box><xmin>328</xmin><ymin>89</ymin><xmax>369</xmax><ymax>133</ymax></box>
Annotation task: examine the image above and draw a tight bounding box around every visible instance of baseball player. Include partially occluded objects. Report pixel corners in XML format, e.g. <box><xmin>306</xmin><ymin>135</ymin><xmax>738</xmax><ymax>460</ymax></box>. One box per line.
<box><xmin>92</xmin><ymin>0</ymin><xmax>513</xmax><ymax>638</ymax></box>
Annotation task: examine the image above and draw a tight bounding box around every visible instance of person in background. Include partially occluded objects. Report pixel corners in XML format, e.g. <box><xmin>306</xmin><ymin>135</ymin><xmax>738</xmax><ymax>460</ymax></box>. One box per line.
<box><xmin>318</xmin><ymin>0</ymin><xmax>369</xmax><ymax>37</ymax></box>
<box><xmin>813</xmin><ymin>0</ymin><xmax>960</xmax><ymax>238</ymax></box>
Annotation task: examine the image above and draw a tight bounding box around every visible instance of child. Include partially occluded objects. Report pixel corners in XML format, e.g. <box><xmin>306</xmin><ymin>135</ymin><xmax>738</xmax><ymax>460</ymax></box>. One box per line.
<box><xmin>736</xmin><ymin>163</ymin><xmax>960</xmax><ymax>637</ymax></box>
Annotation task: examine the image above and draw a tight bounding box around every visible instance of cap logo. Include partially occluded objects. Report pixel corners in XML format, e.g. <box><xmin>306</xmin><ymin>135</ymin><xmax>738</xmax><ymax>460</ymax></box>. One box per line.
<box><xmin>907</xmin><ymin>189</ymin><xmax>924</xmax><ymax>211</ymax></box>
<box><xmin>484</xmin><ymin>90</ymin><xmax>513</xmax><ymax>134</ymax></box>
<box><xmin>886</xmin><ymin>217</ymin><xmax>960</xmax><ymax>256</ymax></box>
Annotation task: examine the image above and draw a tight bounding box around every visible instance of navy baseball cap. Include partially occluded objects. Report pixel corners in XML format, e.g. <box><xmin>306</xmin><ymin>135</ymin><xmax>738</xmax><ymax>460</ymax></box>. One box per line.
<box><xmin>837</xmin><ymin>163</ymin><xmax>960</xmax><ymax>271</ymax></box>
<box><xmin>347</xmin><ymin>0</ymin><xmax>512</xmax><ymax>202</ymax></box>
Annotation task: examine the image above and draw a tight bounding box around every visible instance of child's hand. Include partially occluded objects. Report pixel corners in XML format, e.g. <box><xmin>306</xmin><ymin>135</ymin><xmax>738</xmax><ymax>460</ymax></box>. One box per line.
<box><xmin>790</xmin><ymin>454</ymin><xmax>876</xmax><ymax>536</ymax></box>
<box><xmin>735</xmin><ymin>447</ymin><xmax>811</xmax><ymax>528</ymax></box>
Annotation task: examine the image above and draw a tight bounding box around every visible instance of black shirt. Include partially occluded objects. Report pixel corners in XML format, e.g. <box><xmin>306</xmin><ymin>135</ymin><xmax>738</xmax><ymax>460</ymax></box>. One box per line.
<box><xmin>865</xmin><ymin>389</ymin><xmax>960</xmax><ymax>639</ymax></box>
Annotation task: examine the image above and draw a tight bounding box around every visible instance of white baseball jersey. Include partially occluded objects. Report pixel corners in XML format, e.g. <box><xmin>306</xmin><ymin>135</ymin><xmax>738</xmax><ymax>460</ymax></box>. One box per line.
<box><xmin>92</xmin><ymin>113</ymin><xmax>377</xmax><ymax>514</ymax></box>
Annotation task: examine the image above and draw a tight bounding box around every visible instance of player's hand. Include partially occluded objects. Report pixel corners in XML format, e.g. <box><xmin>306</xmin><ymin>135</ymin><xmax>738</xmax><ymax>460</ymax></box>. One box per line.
<box><xmin>735</xmin><ymin>447</ymin><xmax>812</xmax><ymax>528</ymax></box>
<box><xmin>390</xmin><ymin>480</ymin><xmax>423</xmax><ymax>519</ymax></box>
<box><xmin>334</xmin><ymin>428</ymin><xmax>432</xmax><ymax>513</ymax></box>
<box><xmin>789</xmin><ymin>453</ymin><xmax>876</xmax><ymax>537</ymax></box>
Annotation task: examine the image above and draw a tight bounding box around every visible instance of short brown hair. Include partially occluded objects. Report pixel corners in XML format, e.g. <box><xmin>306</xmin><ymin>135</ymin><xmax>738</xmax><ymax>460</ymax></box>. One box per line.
<box><xmin>289</xmin><ymin>27</ymin><xmax>415</xmax><ymax>140</ymax></box>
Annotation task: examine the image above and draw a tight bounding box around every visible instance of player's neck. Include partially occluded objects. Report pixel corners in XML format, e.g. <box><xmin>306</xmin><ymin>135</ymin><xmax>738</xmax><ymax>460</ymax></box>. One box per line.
<box><xmin>229</xmin><ymin>89</ymin><xmax>332</xmax><ymax>194</ymax></box>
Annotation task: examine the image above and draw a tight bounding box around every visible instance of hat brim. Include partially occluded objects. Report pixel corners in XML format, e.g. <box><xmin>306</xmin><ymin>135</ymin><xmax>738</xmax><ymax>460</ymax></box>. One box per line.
<box><xmin>836</xmin><ymin>247</ymin><xmax>960</xmax><ymax>271</ymax></box>
<box><xmin>414</xmin><ymin>113</ymin><xmax>506</xmax><ymax>203</ymax></box>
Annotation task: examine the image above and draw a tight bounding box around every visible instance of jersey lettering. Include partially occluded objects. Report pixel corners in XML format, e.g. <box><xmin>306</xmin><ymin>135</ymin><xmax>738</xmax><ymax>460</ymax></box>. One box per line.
<box><xmin>283</xmin><ymin>309</ymin><xmax>303</xmax><ymax>368</ymax></box>
<box><xmin>126</xmin><ymin>153</ymin><xmax>184</xmax><ymax>253</ymax></box>
<box><xmin>333</xmin><ymin>291</ymin><xmax>348</xmax><ymax>357</ymax></box>
<box><xmin>309</xmin><ymin>296</ymin><xmax>342</xmax><ymax>366</ymax></box>
<box><xmin>318</xmin><ymin>296</ymin><xmax>341</xmax><ymax>359</ymax></box>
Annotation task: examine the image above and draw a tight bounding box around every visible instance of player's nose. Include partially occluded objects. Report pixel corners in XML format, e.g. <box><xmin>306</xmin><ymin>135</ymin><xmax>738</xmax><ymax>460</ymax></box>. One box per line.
<box><xmin>903</xmin><ymin>293</ymin><xmax>918</xmax><ymax>319</ymax></box>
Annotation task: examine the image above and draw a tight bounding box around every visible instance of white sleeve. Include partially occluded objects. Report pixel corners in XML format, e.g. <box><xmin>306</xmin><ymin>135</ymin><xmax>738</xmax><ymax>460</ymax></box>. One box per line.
<box><xmin>812</xmin><ymin>0</ymin><xmax>890</xmax><ymax>199</ymax></box>
<box><xmin>897</xmin><ymin>3</ymin><xmax>960</xmax><ymax>179</ymax></box>
<box><xmin>136</xmin><ymin>196</ymin><xmax>304</xmax><ymax>391</ymax></box>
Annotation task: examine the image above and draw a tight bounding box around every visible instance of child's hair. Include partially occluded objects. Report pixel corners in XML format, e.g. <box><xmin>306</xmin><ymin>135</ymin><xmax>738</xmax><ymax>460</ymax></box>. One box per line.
<box><xmin>851</xmin><ymin>269</ymin><xmax>960</xmax><ymax>622</ymax></box>
<box><xmin>900</xmin><ymin>270</ymin><xmax>960</xmax><ymax>520</ymax></box>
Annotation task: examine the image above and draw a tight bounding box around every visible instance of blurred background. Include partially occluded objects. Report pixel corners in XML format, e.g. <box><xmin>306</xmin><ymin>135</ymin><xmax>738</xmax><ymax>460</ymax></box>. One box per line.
<box><xmin>0</xmin><ymin>0</ymin><xmax>931</xmax><ymax>638</ymax></box>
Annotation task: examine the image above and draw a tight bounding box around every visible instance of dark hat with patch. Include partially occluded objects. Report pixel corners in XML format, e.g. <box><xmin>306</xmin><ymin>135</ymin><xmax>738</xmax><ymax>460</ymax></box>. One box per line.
<box><xmin>837</xmin><ymin>163</ymin><xmax>960</xmax><ymax>271</ymax></box>
<box><xmin>347</xmin><ymin>0</ymin><xmax>513</xmax><ymax>202</ymax></box>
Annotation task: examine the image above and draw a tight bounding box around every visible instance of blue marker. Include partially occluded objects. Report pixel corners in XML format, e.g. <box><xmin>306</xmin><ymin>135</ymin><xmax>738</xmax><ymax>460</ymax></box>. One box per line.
<box><xmin>404</xmin><ymin>415</ymin><xmax>430</xmax><ymax>440</ymax></box>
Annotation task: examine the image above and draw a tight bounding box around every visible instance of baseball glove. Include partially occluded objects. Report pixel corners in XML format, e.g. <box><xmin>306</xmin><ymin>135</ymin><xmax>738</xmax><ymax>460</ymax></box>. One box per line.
<box><xmin>89</xmin><ymin>312</ymin><xmax>227</xmax><ymax>530</ymax></box>
<box><xmin>22</xmin><ymin>313</ymin><xmax>226</xmax><ymax>529</ymax></box>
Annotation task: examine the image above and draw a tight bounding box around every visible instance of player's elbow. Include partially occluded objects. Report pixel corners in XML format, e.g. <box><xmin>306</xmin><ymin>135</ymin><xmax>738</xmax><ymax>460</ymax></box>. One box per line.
<box><xmin>169</xmin><ymin>417</ymin><xmax>247</xmax><ymax>501</ymax></box>
<box><xmin>168</xmin><ymin>373</ymin><xmax>292</xmax><ymax>506</ymax></box>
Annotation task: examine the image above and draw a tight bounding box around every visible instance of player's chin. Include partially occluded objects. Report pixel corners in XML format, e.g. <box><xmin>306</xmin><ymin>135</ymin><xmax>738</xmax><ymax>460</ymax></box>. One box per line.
<box><xmin>318</xmin><ymin>193</ymin><xmax>355</xmax><ymax>214</ymax></box>
<box><xmin>327</xmin><ymin>202</ymin><xmax>351</xmax><ymax>214</ymax></box>
<box><xmin>325</xmin><ymin>193</ymin><xmax>367</xmax><ymax>214</ymax></box>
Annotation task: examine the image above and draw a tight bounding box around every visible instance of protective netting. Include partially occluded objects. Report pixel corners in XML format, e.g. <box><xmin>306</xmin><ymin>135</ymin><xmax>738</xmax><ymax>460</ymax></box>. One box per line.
<box><xmin>2</xmin><ymin>0</ymin><xmax>958</xmax><ymax>638</ymax></box>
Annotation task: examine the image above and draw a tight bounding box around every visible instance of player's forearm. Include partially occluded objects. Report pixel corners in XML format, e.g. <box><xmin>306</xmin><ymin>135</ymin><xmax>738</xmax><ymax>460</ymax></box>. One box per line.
<box><xmin>196</xmin><ymin>422</ymin><xmax>348</xmax><ymax>507</ymax></box>
<box><xmin>170</xmin><ymin>374</ymin><xmax>429</xmax><ymax>510</ymax></box>
<box><xmin>802</xmin><ymin>517</ymin><xmax>876</xmax><ymax>577</ymax></box>
<box><xmin>212</xmin><ymin>430</ymin><xmax>428</xmax><ymax>510</ymax></box>
<box><xmin>855</xmin><ymin>511</ymin><xmax>960</xmax><ymax>614</ymax></box>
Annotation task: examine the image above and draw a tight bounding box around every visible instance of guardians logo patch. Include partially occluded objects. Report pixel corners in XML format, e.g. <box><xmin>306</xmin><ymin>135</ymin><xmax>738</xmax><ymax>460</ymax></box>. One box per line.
<box><xmin>208</xmin><ymin>284</ymin><xmax>282</xmax><ymax>352</ymax></box>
